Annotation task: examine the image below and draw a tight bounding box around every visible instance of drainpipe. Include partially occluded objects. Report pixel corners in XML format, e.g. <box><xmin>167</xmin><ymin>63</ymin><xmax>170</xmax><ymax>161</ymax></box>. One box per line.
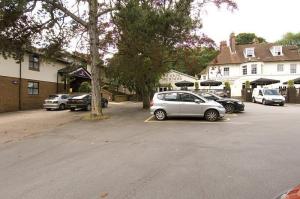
<box><xmin>19</xmin><ymin>59</ymin><xmax>22</xmax><ymax>110</ymax></box>
<box><xmin>56</xmin><ymin>73</ymin><xmax>59</xmax><ymax>93</ymax></box>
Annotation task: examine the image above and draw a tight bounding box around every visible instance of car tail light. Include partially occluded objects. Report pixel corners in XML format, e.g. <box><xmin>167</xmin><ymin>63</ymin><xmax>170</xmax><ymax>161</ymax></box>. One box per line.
<box><xmin>150</xmin><ymin>100</ymin><xmax>154</xmax><ymax>107</ymax></box>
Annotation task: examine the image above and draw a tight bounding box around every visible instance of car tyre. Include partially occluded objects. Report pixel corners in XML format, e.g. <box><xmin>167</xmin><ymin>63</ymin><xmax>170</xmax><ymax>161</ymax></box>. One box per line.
<box><xmin>224</xmin><ymin>104</ymin><xmax>235</xmax><ymax>114</ymax></box>
<box><xmin>103</xmin><ymin>102</ymin><xmax>108</xmax><ymax>108</ymax></box>
<box><xmin>204</xmin><ymin>109</ymin><xmax>219</xmax><ymax>122</ymax></box>
<box><xmin>59</xmin><ymin>103</ymin><xmax>65</xmax><ymax>110</ymax></box>
<box><xmin>279</xmin><ymin>103</ymin><xmax>284</xmax><ymax>106</ymax></box>
<box><xmin>262</xmin><ymin>99</ymin><xmax>266</xmax><ymax>105</ymax></box>
<box><xmin>46</xmin><ymin>108</ymin><xmax>51</xmax><ymax>111</ymax></box>
<box><xmin>252</xmin><ymin>97</ymin><xmax>256</xmax><ymax>103</ymax></box>
<box><xmin>154</xmin><ymin>109</ymin><xmax>167</xmax><ymax>121</ymax></box>
<box><xmin>70</xmin><ymin>108</ymin><xmax>75</xmax><ymax>111</ymax></box>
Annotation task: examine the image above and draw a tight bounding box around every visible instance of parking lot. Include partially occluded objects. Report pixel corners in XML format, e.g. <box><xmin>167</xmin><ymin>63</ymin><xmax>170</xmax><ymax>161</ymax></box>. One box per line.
<box><xmin>1</xmin><ymin>102</ymin><xmax>300</xmax><ymax>199</ymax></box>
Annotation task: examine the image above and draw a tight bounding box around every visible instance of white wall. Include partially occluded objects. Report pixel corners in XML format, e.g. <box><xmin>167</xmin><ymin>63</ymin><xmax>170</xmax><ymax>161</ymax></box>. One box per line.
<box><xmin>204</xmin><ymin>61</ymin><xmax>300</xmax><ymax>96</ymax></box>
<box><xmin>0</xmin><ymin>54</ymin><xmax>67</xmax><ymax>83</ymax></box>
<box><xmin>159</xmin><ymin>70</ymin><xmax>198</xmax><ymax>90</ymax></box>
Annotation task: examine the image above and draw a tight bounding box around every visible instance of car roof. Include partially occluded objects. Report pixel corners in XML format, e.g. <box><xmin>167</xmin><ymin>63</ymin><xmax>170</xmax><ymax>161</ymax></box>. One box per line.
<box><xmin>156</xmin><ymin>90</ymin><xmax>195</xmax><ymax>94</ymax></box>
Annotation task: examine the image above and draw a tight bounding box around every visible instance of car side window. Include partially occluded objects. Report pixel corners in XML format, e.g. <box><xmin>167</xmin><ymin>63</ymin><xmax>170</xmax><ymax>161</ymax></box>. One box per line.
<box><xmin>62</xmin><ymin>95</ymin><xmax>68</xmax><ymax>99</ymax></box>
<box><xmin>259</xmin><ymin>90</ymin><xmax>263</xmax><ymax>96</ymax></box>
<box><xmin>180</xmin><ymin>93</ymin><xmax>198</xmax><ymax>102</ymax></box>
<box><xmin>164</xmin><ymin>93</ymin><xmax>178</xmax><ymax>101</ymax></box>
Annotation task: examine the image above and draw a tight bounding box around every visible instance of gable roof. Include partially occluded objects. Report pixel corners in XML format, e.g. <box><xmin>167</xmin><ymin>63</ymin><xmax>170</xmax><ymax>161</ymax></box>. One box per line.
<box><xmin>168</xmin><ymin>69</ymin><xmax>198</xmax><ymax>80</ymax></box>
<box><xmin>210</xmin><ymin>43</ymin><xmax>300</xmax><ymax>65</ymax></box>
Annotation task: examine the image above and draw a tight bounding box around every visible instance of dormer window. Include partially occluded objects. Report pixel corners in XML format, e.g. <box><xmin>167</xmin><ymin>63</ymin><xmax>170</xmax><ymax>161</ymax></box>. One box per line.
<box><xmin>244</xmin><ymin>48</ymin><xmax>255</xmax><ymax>58</ymax></box>
<box><xmin>271</xmin><ymin>46</ymin><xmax>283</xmax><ymax>56</ymax></box>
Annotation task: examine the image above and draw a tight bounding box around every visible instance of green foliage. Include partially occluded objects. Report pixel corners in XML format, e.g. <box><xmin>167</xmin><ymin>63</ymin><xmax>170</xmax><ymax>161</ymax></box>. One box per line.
<box><xmin>245</xmin><ymin>81</ymin><xmax>250</xmax><ymax>89</ymax></box>
<box><xmin>236</xmin><ymin>33</ymin><xmax>266</xmax><ymax>45</ymax></box>
<box><xmin>169</xmin><ymin>47</ymin><xmax>218</xmax><ymax>76</ymax></box>
<box><xmin>224</xmin><ymin>81</ymin><xmax>231</xmax><ymax>89</ymax></box>
<box><xmin>277</xmin><ymin>32</ymin><xmax>300</xmax><ymax>47</ymax></box>
<box><xmin>288</xmin><ymin>80</ymin><xmax>295</xmax><ymax>88</ymax></box>
<box><xmin>78</xmin><ymin>82</ymin><xmax>91</xmax><ymax>93</ymax></box>
<box><xmin>167</xmin><ymin>83</ymin><xmax>173</xmax><ymax>91</ymax></box>
<box><xmin>195</xmin><ymin>81</ymin><xmax>199</xmax><ymax>90</ymax></box>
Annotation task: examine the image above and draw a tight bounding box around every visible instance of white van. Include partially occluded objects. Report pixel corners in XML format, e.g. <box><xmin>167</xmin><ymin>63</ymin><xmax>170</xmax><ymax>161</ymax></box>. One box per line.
<box><xmin>252</xmin><ymin>88</ymin><xmax>285</xmax><ymax>106</ymax></box>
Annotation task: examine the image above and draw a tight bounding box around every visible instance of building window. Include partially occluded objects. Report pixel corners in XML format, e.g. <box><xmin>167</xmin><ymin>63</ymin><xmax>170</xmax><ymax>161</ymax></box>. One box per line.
<box><xmin>244</xmin><ymin>48</ymin><xmax>255</xmax><ymax>58</ymax></box>
<box><xmin>202</xmin><ymin>75</ymin><xmax>206</xmax><ymax>80</ymax></box>
<box><xmin>29</xmin><ymin>54</ymin><xmax>40</xmax><ymax>71</ymax></box>
<box><xmin>290</xmin><ymin>64</ymin><xmax>297</xmax><ymax>74</ymax></box>
<box><xmin>224</xmin><ymin>67</ymin><xmax>229</xmax><ymax>76</ymax></box>
<box><xmin>277</xmin><ymin>64</ymin><xmax>284</xmax><ymax>72</ymax></box>
<box><xmin>251</xmin><ymin>64</ymin><xmax>257</xmax><ymax>74</ymax></box>
<box><xmin>28</xmin><ymin>82</ymin><xmax>39</xmax><ymax>95</ymax></box>
<box><xmin>272</xmin><ymin>46</ymin><xmax>283</xmax><ymax>56</ymax></box>
<box><xmin>242</xmin><ymin>65</ymin><xmax>247</xmax><ymax>75</ymax></box>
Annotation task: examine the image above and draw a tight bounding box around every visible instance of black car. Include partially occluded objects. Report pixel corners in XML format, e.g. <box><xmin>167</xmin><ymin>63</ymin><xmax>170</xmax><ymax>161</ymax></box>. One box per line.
<box><xmin>200</xmin><ymin>93</ymin><xmax>244</xmax><ymax>113</ymax></box>
<box><xmin>67</xmin><ymin>94</ymin><xmax>108</xmax><ymax>111</ymax></box>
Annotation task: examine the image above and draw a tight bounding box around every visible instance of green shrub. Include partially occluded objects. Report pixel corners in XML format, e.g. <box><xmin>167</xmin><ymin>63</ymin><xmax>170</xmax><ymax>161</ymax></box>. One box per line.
<box><xmin>79</xmin><ymin>81</ymin><xmax>91</xmax><ymax>93</ymax></box>
<box><xmin>245</xmin><ymin>80</ymin><xmax>250</xmax><ymax>89</ymax></box>
<box><xmin>288</xmin><ymin>80</ymin><xmax>294</xmax><ymax>88</ymax></box>
<box><xmin>195</xmin><ymin>82</ymin><xmax>199</xmax><ymax>90</ymax></box>
<box><xmin>224</xmin><ymin>81</ymin><xmax>231</xmax><ymax>89</ymax></box>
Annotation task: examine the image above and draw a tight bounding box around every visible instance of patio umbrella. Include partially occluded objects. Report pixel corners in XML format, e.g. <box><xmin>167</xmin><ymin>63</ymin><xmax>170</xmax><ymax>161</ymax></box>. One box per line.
<box><xmin>200</xmin><ymin>80</ymin><xmax>222</xmax><ymax>87</ymax></box>
<box><xmin>175</xmin><ymin>80</ymin><xmax>194</xmax><ymax>87</ymax></box>
<box><xmin>283</xmin><ymin>77</ymin><xmax>300</xmax><ymax>84</ymax></box>
<box><xmin>250</xmin><ymin>78</ymin><xmax>280</xmax><ymax>86</ymax></box>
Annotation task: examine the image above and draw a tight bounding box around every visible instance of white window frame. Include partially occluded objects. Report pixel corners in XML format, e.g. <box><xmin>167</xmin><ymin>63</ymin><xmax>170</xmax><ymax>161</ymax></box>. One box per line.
<box><xmin>242</xmin><ymin>65</ymin><xmax>247</xmax><ymax>75</ymax></box>
<box><xmin>290</xmin><ymin>64</ymin><xmax>297</xmax><ymax>74</ymax></box>
<box><xmin>223</xmin><ymin>67</ymin><xmax>229</xmax><ymax>76</ymax></box>
<box><xmin>277</xmin><ymin>64</ymin><xmax>284</xmax><ymax>72</ymax></box>
<box><xmin>273</xmin><ymin>46</ymin><xmax>283</xmax><ymax>56</ymax></box>
<box><xmin>244</xmin><ymin>48</ymin><xmax>255</xmax><ymax>58</ymax></box>
<box><xmin>251</xmin><ymin>64</ymin><xmax>257</xmax><ymax>74</ymax></box>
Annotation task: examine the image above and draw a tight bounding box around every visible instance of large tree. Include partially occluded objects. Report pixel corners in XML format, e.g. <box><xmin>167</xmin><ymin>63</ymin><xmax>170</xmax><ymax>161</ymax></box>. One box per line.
<box><xmin>108</xmin><ymin>0</ymin><xmax>236</xmax><ymax>108</ymax></box>
<box><xmin>0</xmin><ymin>0</ymin><xmax>117</xmax><ymax>117</ymax></box>
<box><xmin>236</xmin><ymin>33</ymin><xmax>266</xmax><ymax>45</ymax></box>
<box><xmin>277</xmin><ymin>32</ymin><xmax>300</xmax><ymax>47</ymax></box>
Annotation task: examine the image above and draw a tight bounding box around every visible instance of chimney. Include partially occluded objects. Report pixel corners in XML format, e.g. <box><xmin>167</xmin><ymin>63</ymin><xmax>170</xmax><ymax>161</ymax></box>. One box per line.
<box><xmin>229</xmin><ymin>33</ymin><xmax>236</xmax><ymax>53</ymax></box>
<box><xmin>220</xmin><ymin>41</ymin><xmax>227</xmax><ymax>52</ymax></box>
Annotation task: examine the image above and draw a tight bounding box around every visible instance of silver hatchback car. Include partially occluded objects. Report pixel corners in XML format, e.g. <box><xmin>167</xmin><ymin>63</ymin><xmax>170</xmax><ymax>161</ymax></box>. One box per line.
<box><xmin>150</xmin><ymin>91</ymin><xmax>226</xmax><ymax>121</ymax></box>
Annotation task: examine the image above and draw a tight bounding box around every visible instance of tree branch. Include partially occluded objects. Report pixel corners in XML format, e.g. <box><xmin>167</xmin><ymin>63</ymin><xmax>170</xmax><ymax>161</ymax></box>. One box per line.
<box><xmin>42</xmin><ymin>0</ymin><xmax>88</xmax><ymax>28</ymax></box>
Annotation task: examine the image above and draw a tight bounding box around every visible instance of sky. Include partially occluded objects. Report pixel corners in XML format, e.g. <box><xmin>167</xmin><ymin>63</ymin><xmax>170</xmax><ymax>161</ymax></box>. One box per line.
<box><xmin>200</xmin><ymin>0</ymin><xmax>300</xmax><ymax>45</ymax></box>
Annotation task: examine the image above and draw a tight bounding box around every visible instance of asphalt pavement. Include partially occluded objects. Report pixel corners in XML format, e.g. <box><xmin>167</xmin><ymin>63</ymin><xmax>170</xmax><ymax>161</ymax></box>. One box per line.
<box><xmin>0</xmin><ymin>102</ymin><xmax>300</xmax><ymax>199</ymax></box>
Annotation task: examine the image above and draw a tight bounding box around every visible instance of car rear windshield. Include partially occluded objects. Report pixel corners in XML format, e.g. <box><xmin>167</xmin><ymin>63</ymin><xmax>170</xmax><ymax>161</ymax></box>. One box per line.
<box><xmin>264</xmin><ymin>89</ymin><xmax>279</xmax><ymax>95</ymax></box>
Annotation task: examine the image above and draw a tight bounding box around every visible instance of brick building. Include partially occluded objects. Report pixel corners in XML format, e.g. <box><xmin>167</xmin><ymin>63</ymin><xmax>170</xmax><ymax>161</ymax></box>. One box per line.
<box><xmin>0</xmin><ymin>52</ymin><xmax>85</xmax><ymax>113</ymax></box>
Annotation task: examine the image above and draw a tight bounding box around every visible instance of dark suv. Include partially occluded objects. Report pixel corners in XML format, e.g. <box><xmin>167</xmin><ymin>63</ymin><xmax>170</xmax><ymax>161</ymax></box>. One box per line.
<box><xmin>67</xmin><ymin>94</ymin><xmax>108</xmax><ymax>111</ymax></box>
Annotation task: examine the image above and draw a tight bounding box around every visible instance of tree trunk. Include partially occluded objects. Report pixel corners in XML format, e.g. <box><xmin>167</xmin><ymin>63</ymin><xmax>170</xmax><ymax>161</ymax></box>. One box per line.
<box><xmin>89</xmin><ymin>0</ymin><xmax>102</xmax><ymax>116</ymax></box>
<box><xmin>142</xmin><ymin>91</ymin><xmax>150</xmax><ymax>109</ymax></box>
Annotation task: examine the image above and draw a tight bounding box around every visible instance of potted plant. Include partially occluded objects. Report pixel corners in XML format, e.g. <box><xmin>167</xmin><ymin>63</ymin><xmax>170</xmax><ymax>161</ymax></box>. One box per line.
<box><xmin>224</xmin><ymin>81</ymin><xmax>231</xmax><ymax>97</ymax></box>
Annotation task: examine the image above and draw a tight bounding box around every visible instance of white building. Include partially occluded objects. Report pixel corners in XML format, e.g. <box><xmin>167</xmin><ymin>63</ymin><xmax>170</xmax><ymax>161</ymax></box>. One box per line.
<box><xmin>201</xmin><ymin>33</ymin><xmax>300</xmax><ymax>97</ymax></box>
<box><xmin>158</xmin><ymin>69</ymin><xmax>198</xmax><ymax>91</ymax></box>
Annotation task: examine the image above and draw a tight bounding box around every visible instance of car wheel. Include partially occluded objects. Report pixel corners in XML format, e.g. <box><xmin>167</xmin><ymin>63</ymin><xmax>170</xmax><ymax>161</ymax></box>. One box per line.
<box><xmin>46</xmin><ymin>108</ymin><xmax>51</xmax><ymax>111</ymax></box>
<box><xmin>154</xmin><ymin>110</ymin><xmax>166</xmax><ymax>121</ymax></box>
<box><xmin>252</xmin><ymin>97</ymin><xmax>256</xmax><ymax>103</ymax></box>
<box><xmin>70</xmin><ymin>108</ymin><xmax>75</xmax><ymax>111</ymax></box>
<box><xmin>86</xmin><ymin>104</ymin><xmax>91</xmax><ymax>111</ymax></box>
<box><xmin>280</xmin><ymin>103</ymin><xmax>284</xmax><ymax>106</ymax></box>
<box><xmin>59</xmin><ymin>104</ymin><xmax>65</xmax><ymax>110</ymax></box>
<box><xmin>204</xmin><ymin>109</ymin><xmax>219</xmax><ymax>122</ymax></box>
<box><xmin>103</xmin><ymin>102</ymin><xmax>108</xmax><ymax>108</ymax></box>
<box><xmin>224</xmin><ymin>104</ymin><xmax>235</xmax><ymax>114</ymax></box>
<box><xmin>262</xmin><ymin>99</ymin><xmax>266</xmax><ymax>105</ymax></box>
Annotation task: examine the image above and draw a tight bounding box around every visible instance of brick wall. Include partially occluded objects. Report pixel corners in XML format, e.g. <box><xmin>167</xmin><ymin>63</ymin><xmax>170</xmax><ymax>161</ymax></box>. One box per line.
<box><xmin>0</xmin><ymin>76</ymin><xmax>20</xmax><ymax>112</ymax></box>
<box><xmin>0</xmin><ymin>75</ymin><xmax>65</xmax><ymax>112</ymax></box>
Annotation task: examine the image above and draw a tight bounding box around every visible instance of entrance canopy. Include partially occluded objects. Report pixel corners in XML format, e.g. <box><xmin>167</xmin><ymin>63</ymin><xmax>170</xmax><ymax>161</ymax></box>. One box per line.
<box><xmin>283</xmin><ymin>77</ymin><xmax>300</xmax><ymax>85</ymax></box>
<box><xmin>250</xmin><ymin>78</ymin><xmax>280</xmax><ymax>86</ymax></box>
<box><xmin>200</xmin><ymin>80</ymin><xmax>222</xmax><ymax>87</ymax></box>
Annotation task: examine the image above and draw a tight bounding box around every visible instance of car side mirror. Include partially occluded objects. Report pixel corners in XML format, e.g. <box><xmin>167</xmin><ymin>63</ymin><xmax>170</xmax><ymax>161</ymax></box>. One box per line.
<box><xmin>195</xmin><ymin>99</ymin><xmax>201</xmax><ymax>104</ymax></box>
